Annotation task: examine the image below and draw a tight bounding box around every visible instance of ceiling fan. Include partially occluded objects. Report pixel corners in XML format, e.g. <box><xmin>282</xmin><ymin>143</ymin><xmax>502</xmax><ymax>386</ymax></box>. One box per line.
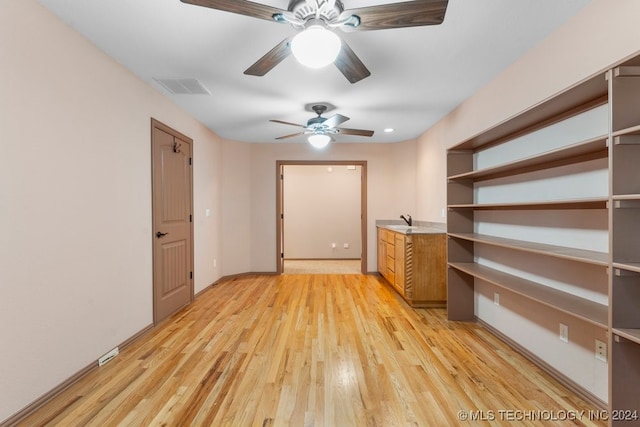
<box><xmin>180</xmin><ymin>0</ymin><xmax>449</xmax><ymax>83</ymax></box>
<box><xmin>271</xmin><ymin>104</ymin><xmax>374</xmax><ymax>147</ymax></box>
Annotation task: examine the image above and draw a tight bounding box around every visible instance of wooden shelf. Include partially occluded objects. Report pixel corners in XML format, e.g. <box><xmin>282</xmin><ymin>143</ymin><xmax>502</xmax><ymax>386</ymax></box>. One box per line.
<box><xmin>448</xmin><ymin>232</ymin><xmax>609</xmax><ymax>266</ymax></box>
<box><xmin>612</xmin><ymin>131</ymin><xmax>640</xmax><ymax>144</ymax></box>
<box><xmin>447</xmin><ymin>135</ymin><xmax>608</xmax><ymax>182</ymax></box>
<box><xmin>448</xmin><ymin>262</ymin><xmax>608</xmax><ymax>328</ymax></box>
<box><xmin>448</xmin><ymin>197</ymin><xmax>608</xmax><ymax>211</ymax></box>
<box><xmin>612</xmin><ymin>262</ymin><xmax>640</xmax><ymax>274</ymax></box>
<box><xmin>613</xmin><ymin>328</ymin><xmax>640</xmax><ymax>346</ymax></box>
<box><xmin>614</xmin><ymin>66</ymin><xmax>640</xmax><ymax>77</ymax></box>
<box><xmin>613</xmin><ymin>194</ymin><xmax>640</xmax><ymax>200</ymax></box>
<box><xmin>612</xmin><ymin>124</ymin><xmax>640</xmax><ymax>138</ymax></box>
<box><xmin>612</xmin><ymin>194</ymin><xmax>640</xmax><ymax>207</ymax></box>
<box><xmin>453</xmin><ymin>74</ymin><xmax>607</xmax><ymax>151</ymax></box>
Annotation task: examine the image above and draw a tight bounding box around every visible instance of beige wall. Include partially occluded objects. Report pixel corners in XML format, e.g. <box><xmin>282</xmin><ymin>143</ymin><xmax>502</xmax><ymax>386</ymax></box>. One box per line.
<box><xmin>220</xmin><ymin>139</ymin><xmax>252</xmax><ymax>276</ymax></box>
<box><xmin>0</xmin><ymin>1</ymin><xmax>224</xmax><ymax>420</ymax></box>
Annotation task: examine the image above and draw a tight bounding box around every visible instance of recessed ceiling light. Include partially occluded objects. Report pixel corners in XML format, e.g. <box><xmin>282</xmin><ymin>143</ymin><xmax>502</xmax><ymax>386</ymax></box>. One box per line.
<box><xmin>384</xmin><ymin>128</ymin><xmax>395</xmax><ymax>133</ymax></box>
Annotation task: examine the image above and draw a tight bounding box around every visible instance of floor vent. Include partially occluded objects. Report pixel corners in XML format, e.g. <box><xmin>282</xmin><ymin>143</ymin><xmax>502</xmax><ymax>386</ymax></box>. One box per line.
<box><xmin>98</xmin><ymin>347</ymin><xmax>119</xmax><ymax>366</ymax></box>
<box><xmin>153</xmin><ymin>78</ymin><xmax>211</xmax><ymax>95</ymax></box>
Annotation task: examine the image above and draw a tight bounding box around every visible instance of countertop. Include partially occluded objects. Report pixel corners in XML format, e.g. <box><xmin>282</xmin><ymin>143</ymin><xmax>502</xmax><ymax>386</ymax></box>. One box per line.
<box><xmin>377</xmin><ymin>222</ymin><xmax>446</xmax><ymax>235</ymax></box>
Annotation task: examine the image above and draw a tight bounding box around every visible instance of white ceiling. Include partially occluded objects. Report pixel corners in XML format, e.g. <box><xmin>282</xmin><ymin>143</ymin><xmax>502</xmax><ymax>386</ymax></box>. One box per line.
<box><xmin>37</xmin><ymin>0</ymin><xmax>591</xmax><ymax>144</ymax></box>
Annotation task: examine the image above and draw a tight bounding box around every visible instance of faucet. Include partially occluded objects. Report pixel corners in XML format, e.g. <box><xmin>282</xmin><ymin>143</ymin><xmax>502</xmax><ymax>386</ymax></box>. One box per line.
<box><xmin>400</xmin><ymin>214</ymin><xmax>412</xmax><ymax>226</ymax></box>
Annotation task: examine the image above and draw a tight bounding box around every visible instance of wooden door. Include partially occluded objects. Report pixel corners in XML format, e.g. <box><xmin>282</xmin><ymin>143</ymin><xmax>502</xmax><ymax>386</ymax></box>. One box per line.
<box><xmin>151</xmin><ymin>119</ymin><xmax>193</xmax><ymax>324</ymax></box>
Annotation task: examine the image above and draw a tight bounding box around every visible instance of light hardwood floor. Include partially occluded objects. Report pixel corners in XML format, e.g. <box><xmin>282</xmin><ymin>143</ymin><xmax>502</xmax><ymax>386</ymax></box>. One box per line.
<box><xmin>283</xmin><ymin>260</ymin><xmax>361</xmax><ymax>274</ymax></box>
<box><xmin>18</xmin><ymin>274</ymin><xmax>605</xmax><ymax>426</ymax></box>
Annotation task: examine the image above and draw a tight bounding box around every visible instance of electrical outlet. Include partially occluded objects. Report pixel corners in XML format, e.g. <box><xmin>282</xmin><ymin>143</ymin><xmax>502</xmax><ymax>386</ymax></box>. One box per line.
<box><xmin>493</xmin><ymin>292</ymin><xmax>500</xmax><ymax>306</ymax></box>
<box><xmin>559</xmin><ymin>323</ymin><xmax>569</xmax><ymax>343</ymax></box>
<box><xmin>596</xmin><ymin>339</ymin><xmax>607</xmax><ymax>363</ymax></box>
<box><xmin>213</xmin><ymin>259</ymin><xmax>217</xmax><ymax>268</ymax></box>
<box><xmin>343</xmin><ymin>243</ymin><xmax>349</xmax><ymax>249</ymax></box>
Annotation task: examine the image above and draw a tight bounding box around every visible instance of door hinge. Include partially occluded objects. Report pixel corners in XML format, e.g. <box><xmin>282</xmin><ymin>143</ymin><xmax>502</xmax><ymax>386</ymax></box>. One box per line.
<box><xmin>189</xmin><ymin>157</ymin><xmax>192</xmax><ymax>166</ymax></box>
<box><xmin>281</xmin><ymin>253</ymin><xmax>284</xmax><ymax>259</ymax></box>
<box><xmin>280</xmin><ymin>174</ymin><xmax>284</xmax><ymax>180</ymax></box>
<box><xmin>190</xmin><ymin>214</ymin><xmax>192</xmax><ymax>222</ymax></box>
<box><xmin>190</xmin><ymin>271</ymin><xmax>193</xmax><ymax>279</ymax></box>
<box><xmin>280</xmin><ymin>213</ymin><xmax>284</xmax><ymax>219</ymax></box>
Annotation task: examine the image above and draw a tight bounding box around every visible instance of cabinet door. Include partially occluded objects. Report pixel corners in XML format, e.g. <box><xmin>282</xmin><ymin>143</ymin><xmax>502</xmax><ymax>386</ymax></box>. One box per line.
<box><xmin>413</xmin><ymin>234</ymin><xmax>446</xmax><ymax>302</ymax></box>
<box><xmin>385</xmin><ymin>231</ymin><xmax>395</xmax><ymax>284</ymax></box>
<box><xmin>377</xmin><ymin>230</ymin><xmax>386</xmax><ymax>275</ymax></box>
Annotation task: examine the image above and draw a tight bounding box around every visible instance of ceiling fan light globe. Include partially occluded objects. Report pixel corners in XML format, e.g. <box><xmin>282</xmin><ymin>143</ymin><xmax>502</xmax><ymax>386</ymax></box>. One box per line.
<box><xmin>291</xmin><ymin>25</ymin><xmax>341</xmax><ymax>69</ymax></box>
<box><xmin>308</xmin><ymin>133</ymin><xmax>331</xmax><ymax>148</ymax></box>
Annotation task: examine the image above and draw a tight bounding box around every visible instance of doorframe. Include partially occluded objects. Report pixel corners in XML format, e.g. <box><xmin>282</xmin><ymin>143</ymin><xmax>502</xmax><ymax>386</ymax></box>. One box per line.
<box><xmin>276</xmin><ymin>160</ymin><xmax>368</xmax><ymax>274</ymax></box>
<box><xmin>151</xmin><ymin>118</ymin><xmax>195</xmax><ymax>325</ymax></box>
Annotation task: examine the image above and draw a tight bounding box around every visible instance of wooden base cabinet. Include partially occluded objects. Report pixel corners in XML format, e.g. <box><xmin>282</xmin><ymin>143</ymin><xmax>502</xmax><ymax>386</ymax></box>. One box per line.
<box><xmin>377</xmin><ymin>227</ymin><xmax>446</xmax><ymax>307</ymax></box>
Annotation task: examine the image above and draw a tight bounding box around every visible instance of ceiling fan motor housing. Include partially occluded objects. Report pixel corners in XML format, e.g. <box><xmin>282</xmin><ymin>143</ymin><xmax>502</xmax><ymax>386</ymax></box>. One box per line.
<box><xmin>307</xmin><ymin>116</ymin><xmax>328</xmax><ymax>128</ymax></box>
<box><xmin>308</xmin><ymin>104</ymin><xmax>328</xmax><ymax>128</ymax></box>
<box><xmin>288</xmin><ymin>0</ymin><xmax>344</xmax><ymax>23</ymax></box>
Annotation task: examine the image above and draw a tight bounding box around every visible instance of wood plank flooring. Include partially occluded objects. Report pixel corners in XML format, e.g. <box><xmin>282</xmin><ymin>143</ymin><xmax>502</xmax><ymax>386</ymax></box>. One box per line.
<box><xmin>283</xmin><ymin>260</ymin><xmax>361</xmax><ymax>274</ymax></box>
<box><xmin>18</xmin><ymin>274</ymin><xmax>605</xmax><ymax>426</ymax></box>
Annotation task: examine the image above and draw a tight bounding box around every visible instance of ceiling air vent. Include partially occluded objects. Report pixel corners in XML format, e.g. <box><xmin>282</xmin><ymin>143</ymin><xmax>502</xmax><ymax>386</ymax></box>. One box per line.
<box><xmin>153</xmin><ymin>78</ymin><xmax>211</xmax><ymax>95</ymax></box>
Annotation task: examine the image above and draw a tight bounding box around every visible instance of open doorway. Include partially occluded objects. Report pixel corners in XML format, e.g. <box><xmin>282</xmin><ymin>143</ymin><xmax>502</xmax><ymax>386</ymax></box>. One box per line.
<box><xmin>276</xmin><ymin>161</ymin><xmax>367</xmax><ymax>274</ymax></box>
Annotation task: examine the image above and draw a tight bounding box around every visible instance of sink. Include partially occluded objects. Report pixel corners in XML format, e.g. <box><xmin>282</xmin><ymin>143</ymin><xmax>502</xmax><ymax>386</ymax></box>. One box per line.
<box><xmin>384</xmin><ymin>225</ymin><xmax>418</xmax><ymax>232</ymax></box>
<box><xmin>382</xmin><ymin>224</ymin><xmax>445</xmax><ymax>234</ymax></box>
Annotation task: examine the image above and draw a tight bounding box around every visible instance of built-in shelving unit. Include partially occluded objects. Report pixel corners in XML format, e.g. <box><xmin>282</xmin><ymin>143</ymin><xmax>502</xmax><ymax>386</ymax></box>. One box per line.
<box><xmin>447</xmin><ymin>56</ymin><xmax>640</xmax><ymax>425</ymax></box>
<box><xmin>609</xmin><ymin>65</ymin><xmax>640</xmax><ymax>424</ymax></box>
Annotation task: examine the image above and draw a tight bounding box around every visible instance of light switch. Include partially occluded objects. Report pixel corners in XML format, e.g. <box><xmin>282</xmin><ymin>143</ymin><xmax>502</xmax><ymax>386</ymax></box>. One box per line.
<box><xmin>205</xmin><ymin>209</ymin><xmax>211</xmax><ymax>217</ymax></box>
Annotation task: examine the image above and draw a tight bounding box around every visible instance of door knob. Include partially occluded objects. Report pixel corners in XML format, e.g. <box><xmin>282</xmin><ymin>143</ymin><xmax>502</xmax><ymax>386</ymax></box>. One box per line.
<box><xmin>156</xmin><ymin>231</ymin><xmax>169</xmax><ymax>238</ymax></box>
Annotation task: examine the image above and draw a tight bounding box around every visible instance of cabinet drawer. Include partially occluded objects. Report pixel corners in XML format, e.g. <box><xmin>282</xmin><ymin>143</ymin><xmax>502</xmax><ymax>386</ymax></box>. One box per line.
<box><xmin>386</xmin><ymin>242</ymin><xmax>395</xmax><ymax>258</ymax></box>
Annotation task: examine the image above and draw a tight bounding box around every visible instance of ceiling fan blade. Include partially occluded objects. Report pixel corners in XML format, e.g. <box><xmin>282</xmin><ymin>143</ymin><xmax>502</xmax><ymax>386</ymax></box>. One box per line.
<box><xmin>341</xmin><ymin>0</ymin><xmax>448</xmax><ymax>31</ymax></box>
<box><xmin>276</xmin><ymin>132</ymin><xmax>305</xmax><ymax>140</ymax></box>
<box><xmin>270</xmin><ymin>119</ymin><xmax>307</xmax><ymax>128</ymax></box>
<box><xmin>337</xmin><ymin>128</ymin><xmax>375</xmax><ymax>137</ymax></box>
<box><xmin>245</xmin><ymin>37</ymin><xmax>293</xmax><ymax>76</ymax></box>
<box><xmin>180</xmin><ymin>0</ymin><xmax>285</xmax><ymax>22</ymax></box>
<box><xmin>334</xmin><ymin>40</ymin><xmax>370</xmax><ymax>84</ymax></box>
<box><xmin>323</xmin><ymin>114</ymin><xmax>350</xmax><ymax>128</ymax></box>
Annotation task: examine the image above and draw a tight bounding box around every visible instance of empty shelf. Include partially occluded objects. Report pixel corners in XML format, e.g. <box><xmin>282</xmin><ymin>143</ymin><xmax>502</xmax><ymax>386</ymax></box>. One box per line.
<box><xmin>448</xmin><ymin>232</ymin><xmax>609</xmax><ymax>266</ymax></box>
<box><xmin>448</xmin><ymin>262</ymin><xmax>608</xmax><ymax>328</ymax></box>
